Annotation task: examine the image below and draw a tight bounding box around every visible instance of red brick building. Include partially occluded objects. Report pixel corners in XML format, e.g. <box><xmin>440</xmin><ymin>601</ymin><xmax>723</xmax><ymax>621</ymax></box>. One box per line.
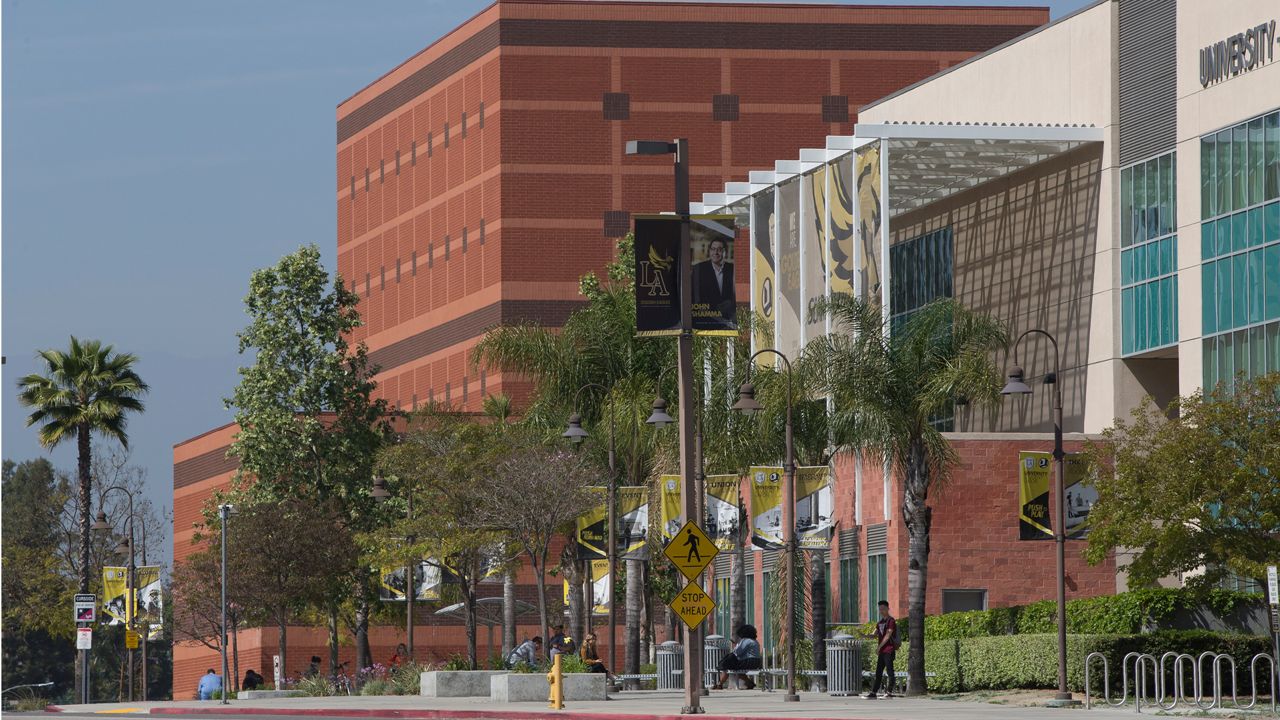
<box><xmin>173</xmin><ymin>0</ymin><xmax>1046</xmax><ymax>695</ymax></box>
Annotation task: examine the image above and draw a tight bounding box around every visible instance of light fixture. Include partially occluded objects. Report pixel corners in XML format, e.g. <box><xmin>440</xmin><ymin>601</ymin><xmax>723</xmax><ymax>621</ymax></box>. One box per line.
<box><xmin>1001</xmin><ymin>367</ymin><xmax>1032</xmax><ymax>395</ymax></box>
<box><xmin>562</xmin><ymin>413</ymin><xmax>589</xmax><ymax>443</ymax></box>
<box><xmin>371</xmin><ymin>476</ymin><xmax>391</xmax><ymax>502</ymax></box>
<box><xmin>645</xmin><ymin>397</ymin><xmax>674</xmax><ymax>427</ymax></box>
<box><xmin>732</xmin><ymin>382</ymin><xmax>763</xmax><ymax>416</ymax></box>
<box><xmin>91</xmin><ymin>511</ymin><xmax>112</xmax><ymax>533</ymax></box>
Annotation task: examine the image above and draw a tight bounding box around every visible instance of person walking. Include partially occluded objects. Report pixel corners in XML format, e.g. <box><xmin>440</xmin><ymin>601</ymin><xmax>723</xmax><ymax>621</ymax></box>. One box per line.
<box><xmin>713</xmin><ymin>624</ymin><xmax>762</xmax><ymax>690</ymax></box>
<box><xmin>863</xmin><ymin>600</ymin><xmax>900</xmax><ymax>699</ymax></box>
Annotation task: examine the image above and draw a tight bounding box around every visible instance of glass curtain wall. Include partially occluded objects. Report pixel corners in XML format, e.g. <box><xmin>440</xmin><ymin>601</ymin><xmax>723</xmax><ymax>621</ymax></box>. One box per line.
<box><xmin>1200</xmin><ymin>109</ymin><xmax>1280</xmax><ymax>391</ymax></box>
<box><xmin>1120</xmin><ymin>151</ymin><xmax>1178</xmax><ymax>355</ymax></box>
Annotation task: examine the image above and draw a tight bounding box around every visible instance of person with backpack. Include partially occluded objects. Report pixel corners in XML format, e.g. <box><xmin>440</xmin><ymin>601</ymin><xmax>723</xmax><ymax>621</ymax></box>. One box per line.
<box><xmin>863</xmin><ymin>600</ymin><xmax>900</xmax><ymax>698</ymax></box>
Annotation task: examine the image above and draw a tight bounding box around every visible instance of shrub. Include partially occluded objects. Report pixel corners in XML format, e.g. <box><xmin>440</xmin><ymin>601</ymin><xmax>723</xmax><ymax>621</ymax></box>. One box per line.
<box><xmin>388</xmin><ymin>661</ymin><xmax>426</xmax><ymax>695</ymax></box>
<box><xmin>923</xmin><ymin>587</ymin><xmax>1264</xmax><ymax>640</ymax></box>
<box><xmin>360</xmin><ymin>679</ymin><xmax>391</xmax><ymax>696</ymax></box>
<box><xmin>292</xmin><ymin>674</ymin><xmax>334</xmax><ymax>697</ymax></box>
<box><xmin>442</xmin><ymin>654</ymin><xmax>472</xmax><ymax>671</ymax></box>
<box><xmin>556</xmin><ymin>653</ymin><xmax>593</xmax><ymax>674</ymax></box>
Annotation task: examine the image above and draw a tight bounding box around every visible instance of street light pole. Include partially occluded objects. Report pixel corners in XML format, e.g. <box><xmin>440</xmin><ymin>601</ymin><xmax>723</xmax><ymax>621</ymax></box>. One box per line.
<box><xmin>219</xmin><ymin>504</ymin><xmax>234</xmax><ymax>705</ymax></box>
<box><xmin>734</xmin><ymin>348</ymin><xmax>799</xmax><ymax>702</ymax></box>
<box><xmin>1002</xmin><ymin>329</ymin><xmax>1076</xmax><ymax>706</ymax></box>
<box><xmin>625</xmin><ymin>136</ymin><xmax>701</xmax><ymax>713</ymax></box>
<box><xmin>93</xmin><ymin>487</ymin><xmax>139</xmax><ymax>702</ymax></box>
<box><xmin>563</xmin><ymin>382</ymin><xmax>618</xmax><ymax>674</ymax></box>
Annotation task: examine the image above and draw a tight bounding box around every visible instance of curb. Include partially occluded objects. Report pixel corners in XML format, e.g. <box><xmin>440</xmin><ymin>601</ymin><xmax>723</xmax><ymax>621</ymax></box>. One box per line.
<box><xmin>147</xmin><ymin>707</ymin><xmax>869</xmax><ymax>720</ymax></box>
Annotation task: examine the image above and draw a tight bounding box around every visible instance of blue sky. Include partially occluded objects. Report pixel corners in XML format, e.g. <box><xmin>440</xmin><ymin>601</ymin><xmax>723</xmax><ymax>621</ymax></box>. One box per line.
<box><xmin>2</xmin><ymin>0</ymin><xmax>1093</xmax><ymax>564</ymax></box>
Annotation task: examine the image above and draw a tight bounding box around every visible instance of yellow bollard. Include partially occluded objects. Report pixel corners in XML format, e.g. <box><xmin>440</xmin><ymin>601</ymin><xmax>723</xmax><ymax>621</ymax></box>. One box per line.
<box><xmin>547</xmin><ymin>653</ymin><xmax>564</xmax><ymax>709</ymax></box>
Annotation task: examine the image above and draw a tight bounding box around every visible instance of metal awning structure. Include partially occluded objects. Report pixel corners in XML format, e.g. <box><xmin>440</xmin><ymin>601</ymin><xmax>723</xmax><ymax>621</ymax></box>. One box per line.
<box><xmin>855</xmin><ymin>123</ymin><xmax>1103</xmax><ymax>217</ymax></box>
<box><xmin>695</xmin><ymin>123</ymin><xmax>1103</xmax><ymax>219</ymax></box>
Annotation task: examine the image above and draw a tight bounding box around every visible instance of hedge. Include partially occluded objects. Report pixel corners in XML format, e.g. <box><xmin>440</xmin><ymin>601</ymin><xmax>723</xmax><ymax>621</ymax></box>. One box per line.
<box><xmin>844</xmin><ymin>630</ymin><xmax>1271</xmax><ymax>694</ymax></box>
<box><xmin>837</xmin><ymin>587</ymin><xmax>1263</xmax><ymax>642</ymax></box>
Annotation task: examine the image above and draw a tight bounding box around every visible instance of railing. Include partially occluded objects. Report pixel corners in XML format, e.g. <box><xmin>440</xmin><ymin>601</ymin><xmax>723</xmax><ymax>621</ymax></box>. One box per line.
<box><xmin>1085</xmin><ymin>650</ymin><xmax>1276</xmax><ymax>713</ymax></box>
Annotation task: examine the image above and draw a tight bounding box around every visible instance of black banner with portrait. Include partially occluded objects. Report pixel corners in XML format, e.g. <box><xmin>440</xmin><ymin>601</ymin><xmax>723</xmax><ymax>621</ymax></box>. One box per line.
<box><xmin>634</xmin><ymin>214</ymin><xmax>737</xmax><ymax>337</ymax></box>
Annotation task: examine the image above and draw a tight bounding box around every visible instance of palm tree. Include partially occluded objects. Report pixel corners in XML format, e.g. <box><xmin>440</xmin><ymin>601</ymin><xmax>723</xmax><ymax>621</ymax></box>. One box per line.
<box><xmin>808</xmin><ymin>296</ymin><xmax>1006</xmax><ymax>695</ymax></box>
<box><xmin>17</xmin><ymin>336</ymin><xmax>148</xmax><ymax>596</ymax></box>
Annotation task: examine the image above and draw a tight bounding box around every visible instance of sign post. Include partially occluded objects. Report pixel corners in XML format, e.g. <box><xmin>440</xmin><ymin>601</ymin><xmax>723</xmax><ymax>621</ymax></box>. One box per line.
<box><xmin>1268</xmin><ymin>565</ymin><xmax>1279</xmax><ymax>689</ymax></box>
<box><xmin>663</xmin><ymin>522</ymin><xmax>719</xmax><ymax>668</ymax></box>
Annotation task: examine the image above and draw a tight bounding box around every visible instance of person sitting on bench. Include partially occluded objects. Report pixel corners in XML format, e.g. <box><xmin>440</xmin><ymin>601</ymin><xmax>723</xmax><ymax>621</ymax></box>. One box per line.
<box><xmin>713</xmin><ymin>624</ymin><xmax>762</xmax><ymax>689</ymax></box>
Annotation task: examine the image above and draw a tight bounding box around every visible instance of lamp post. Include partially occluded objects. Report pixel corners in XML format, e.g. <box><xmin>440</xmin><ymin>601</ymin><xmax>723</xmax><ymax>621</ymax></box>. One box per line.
<box><xmin>91</xmin><ymin>488</ymin><xmax>138</xmax><ymax>702</ymax></box>
<box><xmin>625</xmin><ymin>136</ymin><xmax>701</xmax><ymax>714</ymax></box>
<box><xmin>733</xmin><ymin>348</ymin><xmax>799</xmax><ymax>703</ymax></box>
<box><xmin>562</xmin><ymin>383</ymin><xmax>617</xmax><ymax>674</ymax></box>
<box><xmin>1001</xmin><ymin>329</ymin><xmax>1077</xmax><ymax>707</ymax></box>
<box><xmin>218</xmin><ymin>504</ymin><xmax>237</xmax><ymax>704</ymax></box>
<box><xmin>371</xmin><ymin>473</ymin><xmax>416</xmax><ymax>661</ymax></box>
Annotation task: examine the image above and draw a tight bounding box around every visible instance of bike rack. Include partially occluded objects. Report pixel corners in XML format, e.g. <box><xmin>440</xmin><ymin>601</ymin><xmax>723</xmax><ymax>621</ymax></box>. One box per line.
<box><xmin>1083</xmin><ymin>650</ymin><xmax>1277</xmax><ymax>714</ymax></box>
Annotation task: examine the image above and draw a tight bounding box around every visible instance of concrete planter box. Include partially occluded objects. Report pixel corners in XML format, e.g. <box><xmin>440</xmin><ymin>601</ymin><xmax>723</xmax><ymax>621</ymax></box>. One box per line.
<box><xmin>489</xmin><ymin>672</ymin><xmax>607</xmax><ymax>702</ymax></box>
<box><xmin>420</xmin><ymin>670</ymin><xmax>510</xmax><ymax>697</ymax></box>
<box><xmin>236</xmin><ymin>690</ymin><xmax>304</xmax><ymax>700</ymax></box>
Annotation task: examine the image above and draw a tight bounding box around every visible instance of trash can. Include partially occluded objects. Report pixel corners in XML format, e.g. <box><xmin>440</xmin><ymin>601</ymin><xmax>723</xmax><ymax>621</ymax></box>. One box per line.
<box><xmin>703</xmin><ymin>635</ymin><xmax>729</xmax><ymax>688</ymax></box>
<box><xmin>657</xmin><ymin>641</ymin><xmax>684</xmax><ymax>690</ymax></box>
<box><xmin>826</xmin><ymin>633</ymin><xmax>861</xmax><ymax>696</ymax></box>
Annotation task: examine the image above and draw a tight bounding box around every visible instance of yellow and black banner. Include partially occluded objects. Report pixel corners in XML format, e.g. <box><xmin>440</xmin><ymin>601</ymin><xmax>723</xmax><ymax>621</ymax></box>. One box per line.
<box><xmin>1018</xmin><ymin>451</ymin><xmax>1095</xmax><ymax>540</ymax></box>
<box><xmin>828</xmin><ymin>155</ymin><xmax>855</xmax><ymax>298</ymax></box>
<box><xmin>776</xmin><ymin>179</ymin><xmax>802</xmax><ymax>358</ymax></box>
<box><xmin>803</xmin><ymin>167</ymin><xmax>829</xmax><ymax>345</ymax></box>
<box><xmin>749</xmin><ymin>466</ymin><xmax>835</xmax><ymax>550</ymax></box>
<box><xmin>855</xmin><ymin>142</ymin><xmax>882</xmax><ymax>301</ymax></box>
<box><xmin>751</xmin><ymin>188</ymin><xmax>776</xmax><ymax>360</ymax></box>
<box><xmin>562</xmin><ymin>559</ymin><xmax>610</xmax><ymax>615</ymax></box>
<box><xmin>378</xmin><ymin>562</ymin><xmax>442</xmax><ymax>601</ymax></box>
<box><xmin>102</xmin><ymin>567</ymin><xmax>129</xmax><ymax>626</ymax></box>
<box><xmin>578</xmin><ymin>486</ymin><xmax>651</xmax><ymax>560</ymax></box>
<box><xmin>659</xmin><ymin>474</ymin><xmax>742</xmax><ymax>551</ymax></box>
<box><xmin>634</xmin><ymin>215</ymin><xmax>737</xmax><ymax>337</ymax></box>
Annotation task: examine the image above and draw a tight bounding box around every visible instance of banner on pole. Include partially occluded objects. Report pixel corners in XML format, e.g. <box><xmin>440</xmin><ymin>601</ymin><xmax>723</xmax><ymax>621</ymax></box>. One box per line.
<box><xmin>802</xmin><ymin>167</ymin><xmax>829</xmax><ymax>345</ymax></box>
<box><xmin>1018</xmin><ymin>451</ymin><xmax>1094</xmax><ymax>540</ymax></box>
<box><xmin>751</xmin><ymin>188</ymin><xmax>777</xmax><ymax>360</ymax></box>
<box><xmin>855</xmin><ymin>142</ymin><xmax>882</xmax><ymax>302</ymax></box>
<box><xmin>563</xmin><ymin>559</ymin><xmax>611</xmax><ymax>616</ymax></box>
<box><xmin>575</xmin><ymin>487</ymin><xmax>609</xmax><ymax>560</ymax></box>
<box><xmin>659</xmin><ymin>474</ymin><xmax>742</xmax><ymax>551</ymax></box>
<box><xmin>136</xmin><ymin>566</ymin><xmax>163</xmax><ymax>639</ymax></box>
<box><xmin>378</xmin><ymin>562</ymin><xmax>442</xmax><ymax>601</ymax></box>
<box><xmin>617</xmin><ymin>486</ymin><xmax>650</xmax><ymax>559</ymax></box>
<box><xmin>749</xmin><ymin>466</ymin><xmax>835</xmax><ymax>550</ymax></box>
<box><xmin>634</xmin><ymin>215</ymin><xmax>738</xmax><ymax>337</ymax></box>
<box><xmin>102</xmin><ymin>567</ymin><xmax>128</xmax><ymax>626</ymax></box>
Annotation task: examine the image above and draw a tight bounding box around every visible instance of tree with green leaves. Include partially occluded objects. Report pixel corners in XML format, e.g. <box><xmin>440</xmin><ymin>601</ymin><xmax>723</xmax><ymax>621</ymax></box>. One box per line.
<box><xmin>369</xmin><ymin>407</ymin><xmax>509</xmax><ymax>670</ymax></box>
<box><xmin>225</xmin><ymin>244</ymin><xmax>390</xmax><ymax>671</ymax></box>
<box><xmin>17</xmin><ymin>337</ymin><xmax>148</xmax><ymax>599</ymax></box>
<box><xmin>2</xmin><ymin>459</ymin><xmax>75</xmax><ymax>696</ymax></box>
<box><xmin>809</xmin><ymin>296</ymin><xmax>1007</xmax><ymax>695</ymax></box>
<box><xmin>1084</xmin><ymin>372</ymin><xmax>1280</xmax><ymax>591</ymax></box>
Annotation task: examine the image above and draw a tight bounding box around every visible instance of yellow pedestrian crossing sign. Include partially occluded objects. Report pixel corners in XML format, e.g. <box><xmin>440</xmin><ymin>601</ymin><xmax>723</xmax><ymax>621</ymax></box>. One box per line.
<box><xmin>663</xmin><ymin>521</ymin><xmax>717</xmax><ymax>581</ymax></box>
<box><xmin>669</xmin><ymin>581</ymin><xmax>715</xmax><ymax>630</ymax></box>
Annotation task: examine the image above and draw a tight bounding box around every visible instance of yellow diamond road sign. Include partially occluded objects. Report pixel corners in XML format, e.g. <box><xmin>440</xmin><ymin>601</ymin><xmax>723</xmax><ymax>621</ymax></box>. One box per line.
<box><xmin>663</xmin><ymin>521</ymin><xmax>718</xmax><ymax>581</ymax></box>
<box><xmin>669</xmin><ymin>581</ymin><xmax>716</xmax><ymax>631</ymax></box>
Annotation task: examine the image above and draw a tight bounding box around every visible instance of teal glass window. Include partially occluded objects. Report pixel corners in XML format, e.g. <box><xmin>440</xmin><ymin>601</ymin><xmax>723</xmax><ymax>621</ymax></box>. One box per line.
<box><xmin>1265</xmin><ymin>244</ymin><xmax>1280</xmax><ymax>321</ymax></box>
<box><xmin>1202</xmin><ymin>136</ymin><xmax>1215</xmax><ymax>219</ymax></box>
<box><xmin>1202</xmin><ymin>113</ymin><xmax>1280</xmax><ymax>392</ymax></box>
<box><xmin>1121</xmin><ymin>151</ymin><xmax>1177</xmax><ymax>355</ymax></box>
<box><xmin>839</xmin><ymin>557</ymin><xmax>859</xmax><ymax>623</ymax></box>
<box><xmin>866</xmin><ymin>553</ymin><xmax>888</xmax><ymax>613</ymax></box>
<box><xmin>1250</xmin><ymin>118</ymin><xmax>1265</xmax><ymax>207</ymax></box>
<box><xmin>890</xmin><ymin>226</ymin><xmax>953</xmax><ymax>331</ymax></box>
<box><xmin>714</xmin><ymin>577</ymin><xmax>731</xmax><ymax>635</ymax></box>
<box><xmin>1267</xmin><ymin>112</ymin><xmax>1279</xmax><ymax>201</ymax></box>
<box><xmin>745</xmin><ymin>574</ymin><xmax>754</xmax><ymax>627</ymax></box>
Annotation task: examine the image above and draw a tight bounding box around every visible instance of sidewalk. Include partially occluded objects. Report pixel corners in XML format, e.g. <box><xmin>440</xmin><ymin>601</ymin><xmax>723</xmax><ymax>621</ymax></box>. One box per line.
<box><xmin>47</xmin><ymin>689</ymin><xmax>1152</xmax><ymax>719</ymax></box>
